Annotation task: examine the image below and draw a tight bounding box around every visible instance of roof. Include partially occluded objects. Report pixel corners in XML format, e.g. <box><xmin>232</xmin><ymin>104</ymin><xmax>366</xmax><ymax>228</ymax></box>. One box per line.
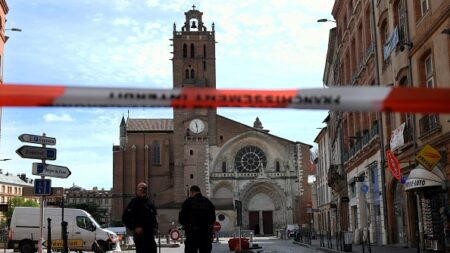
<box><xmin>127</xmin><ymin>119</ymin><xmax>173</xmax><ymax>132</ymax></box>
<box><xmin>0</xmin><ymin>173</ymin><xmax>32</xmax><ymax>187</ymax></box>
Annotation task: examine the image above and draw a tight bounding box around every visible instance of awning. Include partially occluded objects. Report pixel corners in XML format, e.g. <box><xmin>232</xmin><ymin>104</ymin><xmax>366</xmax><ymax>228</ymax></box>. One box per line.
<box><xmin>405</xmin><ymin>165</ymin><xmax>445</xmax><ymax>191</ymax></box>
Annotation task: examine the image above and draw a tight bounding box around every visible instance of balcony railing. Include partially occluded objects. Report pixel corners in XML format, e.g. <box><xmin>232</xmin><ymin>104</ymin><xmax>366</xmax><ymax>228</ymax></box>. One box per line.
<box><xmin>419</xmin><ymin>114</ymin><xmax>440</xmax><ymax>136</ymax></box>
<box><xmin>362</xmin><ymin>131</ymin><xmax>370</xmax><ymax>145</ymax></box>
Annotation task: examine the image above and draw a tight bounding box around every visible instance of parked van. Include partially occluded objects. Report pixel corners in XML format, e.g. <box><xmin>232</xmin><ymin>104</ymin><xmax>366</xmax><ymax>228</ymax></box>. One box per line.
<box><xmin>8</xmin><ymin>207</ymin><xmax>120</xmax><ymax>253</ymax></box>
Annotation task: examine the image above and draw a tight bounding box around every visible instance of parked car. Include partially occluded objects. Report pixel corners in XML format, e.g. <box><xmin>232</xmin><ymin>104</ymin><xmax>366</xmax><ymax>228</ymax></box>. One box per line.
<box><xmin>286</xmin><ymin>224</ymin><xmax>299</xmax><ymax>238</ymax></box>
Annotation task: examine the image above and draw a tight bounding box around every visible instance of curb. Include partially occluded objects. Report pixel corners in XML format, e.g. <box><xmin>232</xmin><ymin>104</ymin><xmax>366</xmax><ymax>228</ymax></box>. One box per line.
<box><xmin>293</xmin><ymin>241</ymin><xmax>342</xmax><ymax>253</ymax></box>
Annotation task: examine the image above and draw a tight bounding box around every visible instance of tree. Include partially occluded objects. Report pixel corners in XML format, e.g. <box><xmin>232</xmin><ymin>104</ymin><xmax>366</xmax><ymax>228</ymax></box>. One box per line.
<box><xmin>5</xmin><ymin>196</ymin><xmax>39</xmax><ymax>222</ymax></box>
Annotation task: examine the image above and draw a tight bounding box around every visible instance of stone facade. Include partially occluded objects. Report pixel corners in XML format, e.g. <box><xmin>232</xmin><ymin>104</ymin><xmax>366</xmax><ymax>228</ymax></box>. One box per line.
<box><xmin>112</xmin><ymin>7</ymin><xmax>313</xmax><ymax>235</ymax></box>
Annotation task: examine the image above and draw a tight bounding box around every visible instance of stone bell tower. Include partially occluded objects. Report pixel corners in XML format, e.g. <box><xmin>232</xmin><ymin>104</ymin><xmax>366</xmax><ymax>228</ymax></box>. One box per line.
<box><xmin>172</xmin><ymin>6</ymin><xmax>217</xmax><ymax>203</ymax></box>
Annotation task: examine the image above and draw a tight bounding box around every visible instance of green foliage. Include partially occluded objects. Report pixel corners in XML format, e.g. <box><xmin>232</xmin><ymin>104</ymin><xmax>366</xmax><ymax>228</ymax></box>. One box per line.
<box><xmin>66</xmin><ymin>202</ymin><xmax>107</xmax><ymax>226</ymax></box>
<box><xmin>5</xmin><ymin>196</ymin><xmax>39</xmax><ymax>221</ymax></box>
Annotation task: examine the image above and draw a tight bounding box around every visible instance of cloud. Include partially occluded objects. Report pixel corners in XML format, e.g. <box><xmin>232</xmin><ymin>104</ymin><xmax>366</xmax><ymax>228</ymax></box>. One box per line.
<box><xmin>43</xmin><ymin>113</ymin><xmax>75</xmax><ymax>122</ymax></box>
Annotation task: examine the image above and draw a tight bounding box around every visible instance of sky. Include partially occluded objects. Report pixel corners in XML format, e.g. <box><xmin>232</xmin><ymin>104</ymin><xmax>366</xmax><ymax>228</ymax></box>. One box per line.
<box><xmin>0</xmin><ymin>0</ymin><xmax>335</xmax><ymax>190</ymax></box>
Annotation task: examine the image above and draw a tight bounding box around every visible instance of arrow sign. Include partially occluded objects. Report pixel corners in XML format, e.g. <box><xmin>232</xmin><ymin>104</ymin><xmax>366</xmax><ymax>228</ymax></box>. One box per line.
<box><xmin>18</xmin><ymin>134</ymin><xmax>56</xmax><ymax>145</ymax></box>
<box><xmin>32</xmin><ymin>163</ymin><xmax>71</xmax><ymax>178</ymax></box>
<box><xmin>16</xmin><ymin>146</ymin><xmax>57</xmax><ymax>160</ymax></box>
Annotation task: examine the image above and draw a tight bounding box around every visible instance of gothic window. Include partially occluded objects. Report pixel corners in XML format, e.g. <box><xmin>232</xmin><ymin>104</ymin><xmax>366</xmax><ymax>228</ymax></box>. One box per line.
<box><xmin>190</xmin><ymin>69</ymin><xmax>195</xmax><ymax>79</ymax></box>
<box><xmin>222</xmin><ymin>162</ymin><xmax>226</xmax><ymax>173</ymax></box>
<box><xmin>185</xmin><ymin>69</ymin><xmax>189</xmax><ymax>79</ymax></box>
<box><xmin>203</xmin><ymin>61</ymin><xmax>206</xmax><ymax>70</ymax></box>
<box><xmin>234</xmin><ymin>145</ymin><xmax>267</xmax><ymax>172</ymax></box>
<box><xmin>152</xmin><ymin>141</ymin><xmax>161</xmax><ymax>165</ymax></box>
<box><xmin>190</xmin><ymin>44</ymin><xmax>195</xmax><ymax>58</ymax></box>
<box><xmin>276</xmin><ymin>161</ymin><xmax>280</xmax><ymax>172</ymax></box>
<box><xmin>183</xmin><ymin>44</ymin><xmax>187</xmax><ymax>58</ymax></box>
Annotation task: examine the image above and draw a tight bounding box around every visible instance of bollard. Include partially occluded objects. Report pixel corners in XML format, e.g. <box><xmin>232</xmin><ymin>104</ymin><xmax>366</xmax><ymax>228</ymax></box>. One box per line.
<box><xmin>47</xmin><ymin>218</ymin><xmax>52</xmax><ymax>253</ymax></box>
<box><xmin>61</xmin><ymin>221</ymin><xmax>68</xmax><ymax>253</ymax></box>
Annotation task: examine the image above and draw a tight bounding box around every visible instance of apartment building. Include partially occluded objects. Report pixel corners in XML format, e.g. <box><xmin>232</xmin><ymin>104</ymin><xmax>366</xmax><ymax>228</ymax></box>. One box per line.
<box><xmin>322</xmin><ymin>0</ymin><xmax>449</xmax><ymax>250</ymax></box>
<box><xmin>374</xmin><ymin>0</ymin><xmax>450</xmax><ymax>250</ymax></box>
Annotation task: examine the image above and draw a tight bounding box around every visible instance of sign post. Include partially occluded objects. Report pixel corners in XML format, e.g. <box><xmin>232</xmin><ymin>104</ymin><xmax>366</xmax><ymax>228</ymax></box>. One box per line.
<box><xmin>16</xmin><ymin>133</ymin><xmax>57</xmax><ymax>253</ymax></box>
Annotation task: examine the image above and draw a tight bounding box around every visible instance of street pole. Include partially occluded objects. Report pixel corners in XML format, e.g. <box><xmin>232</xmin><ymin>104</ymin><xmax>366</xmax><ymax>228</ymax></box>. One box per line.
<box><xmin>38</xmin><ymin>133</ymin><xmax>47</xmax><ymax>253</ymax></box>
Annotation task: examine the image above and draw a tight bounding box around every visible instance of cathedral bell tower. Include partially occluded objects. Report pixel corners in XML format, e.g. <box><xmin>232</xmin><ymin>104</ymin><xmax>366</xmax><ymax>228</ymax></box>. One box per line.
<box><xmin>172</xmin><ymin>6</ymin><xmax>217</xmax><ymax>202</ymax></box>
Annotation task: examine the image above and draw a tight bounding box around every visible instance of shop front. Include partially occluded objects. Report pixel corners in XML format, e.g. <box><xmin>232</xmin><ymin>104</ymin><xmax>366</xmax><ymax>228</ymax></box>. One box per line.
<box><xmin>405</xmin><ymin>165</ymin><xmax>447</xmax><ymax>252</ymax></box>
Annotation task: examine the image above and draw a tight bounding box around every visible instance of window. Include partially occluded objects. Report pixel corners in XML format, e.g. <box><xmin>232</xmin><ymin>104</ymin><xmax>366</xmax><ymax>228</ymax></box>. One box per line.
<box><xmin>350</xmin><ymin>182</ymin><xmax>356</xmax><ymax>198</ymax></box>
<box><xmin>190</xmin><ymin>69</ymin><xmax>195</xmax><ymax>79</ymax></box>
<box><xmin>190</xmin><ymin>150</ymin><xmax>193</xmax><ymax>155</ymax></box>
<box><xmin>424</xmin><ymin>54</ymin><xmax>434</xmax><ymax>88</ymax></box>
<box><xmin>203</xmin><ymin>44</ymin><xmax>206</xmax><ymax>58</ymax></box>
<box><xmin>395</xmin><ymin>0</ymin><xmax>407</xmax><ymax>42</ymax></box>
<box><xmin>185</xmin><ymin>69</ymin><xmax>189</xmax><ymax>79</ymax></box>
<box><xmin>276</xmin><ymin>161</ymin><xmax>280</xmax><ymax>172</ymax></box>
<box><xmin>151</xmin><ymin>141</ymin><xmax>161</xmax><ymax>165</ymax></box>
<box><xmin>234</xmin><ymin>146</ymin><xmax>267</xmax><ymax>172</ymax></box>
<box><xmin>183</xmin><ymin>44</ymin><xmax>187</xmax><ymax>58</ymax></box>
<box><xmin>76</xmin><ymin>216</ymin><xmax>96</xmax><ymax>231</ymax></box>
<box><xmin>190</xmin><ymin>44</ymin><xmax>195</xmax><ymax>58</ymax></box>
<box><xmin>420</xmin><ymin>0</ymin><xmax>429</xmax><ymax>17</ymax></box>
<box><xmin>222</xmin><ymin>161</ymin><xmax>226</xmax><ymax>172</ymax></box>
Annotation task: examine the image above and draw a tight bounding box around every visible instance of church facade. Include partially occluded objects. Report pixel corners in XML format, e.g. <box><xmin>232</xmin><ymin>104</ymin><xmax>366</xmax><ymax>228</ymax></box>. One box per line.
<box><xmin>112</xmin><ymin>7</ymin><xmax>313</xmax><ymax>234</ymax></box>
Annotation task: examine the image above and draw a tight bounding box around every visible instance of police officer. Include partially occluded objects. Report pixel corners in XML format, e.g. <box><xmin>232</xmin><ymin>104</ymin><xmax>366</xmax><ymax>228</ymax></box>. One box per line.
<box><xmin>179</xmin><ymin>185</ymin><xmax>216</xmax><ymax>253</ymax></box>
<box><xmin>122</xmin><ymin>182</ymin><xmax>158</xmax><ymax>253</ymax></box>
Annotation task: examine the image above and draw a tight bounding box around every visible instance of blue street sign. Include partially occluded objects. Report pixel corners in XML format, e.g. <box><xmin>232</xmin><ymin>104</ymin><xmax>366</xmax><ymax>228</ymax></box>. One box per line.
<box><xmin>34</xmin><ymin>179</ymin><xmax>52</xmax><ymax>195</ymax></box>
<box><xmin>360</xmin><ymin>184</ymin><xmax>369</xmax><ymax>193</ymax></box>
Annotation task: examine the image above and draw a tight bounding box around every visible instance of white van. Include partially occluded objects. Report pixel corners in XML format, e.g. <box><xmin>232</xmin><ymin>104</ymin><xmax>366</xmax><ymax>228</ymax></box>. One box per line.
<box><xmin>8</xmin><ymin>207</ymin><xmax>120</xmax><ymax>253</ymax></box>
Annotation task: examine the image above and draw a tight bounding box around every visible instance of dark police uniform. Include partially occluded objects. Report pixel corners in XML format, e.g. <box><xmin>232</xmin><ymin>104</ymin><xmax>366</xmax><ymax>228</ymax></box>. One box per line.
<box><xmin>122</xmin><ymin>197</ymin><xmax>158</xmax><ymax>253</ymax></box>
<box><xmin>179</xmin><ymin>193</ymin><xmax>216</xmax><ymax>253</ymax></box>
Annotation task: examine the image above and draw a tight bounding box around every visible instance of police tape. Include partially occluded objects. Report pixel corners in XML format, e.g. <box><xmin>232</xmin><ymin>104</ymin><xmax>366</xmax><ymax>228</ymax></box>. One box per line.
<box><xmin>0</xmin><ymin>84</ymin><xmax>449</xmax><ymax>113</ymax></box>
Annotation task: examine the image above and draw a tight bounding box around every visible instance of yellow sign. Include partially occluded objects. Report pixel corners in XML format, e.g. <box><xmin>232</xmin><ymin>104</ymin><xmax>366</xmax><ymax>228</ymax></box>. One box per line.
<box><xmin>44</xmin><ymin>239</ymin><xmax>84</xmax><ymax>248</ymax></box>
<box><xmin>416</xmin><ymin>144</ymin><xmax>441</xmax><ymax>171</ymax></box>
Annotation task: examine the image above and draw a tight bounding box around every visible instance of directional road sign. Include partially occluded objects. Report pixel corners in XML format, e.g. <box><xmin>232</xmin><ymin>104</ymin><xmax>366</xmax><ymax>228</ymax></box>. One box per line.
<box><xmin>32</xmin><ymin>163</ymin><xmax>71</xmax><ymax>178</ymax></box>
<box><xmin>34</xmin><ymin>179</ymin><xmax>52</xmax><ymax>195</ymax></box>
<box><xmin>18</xmin><ymin>134</ymin><xmax>56</xmax><ymax>145</ymax></box>
<box><xmin>16</xmin><ymin>146</ymin><xmax>57</xmax><ymax>160</ymax></box>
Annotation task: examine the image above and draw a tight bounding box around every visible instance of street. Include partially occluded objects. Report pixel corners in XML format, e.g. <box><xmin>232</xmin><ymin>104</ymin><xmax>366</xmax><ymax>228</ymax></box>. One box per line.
<box><xmin>118</xmin><ymin>236</ymin><xmax>320</xmax><ymax>253</ymax></box>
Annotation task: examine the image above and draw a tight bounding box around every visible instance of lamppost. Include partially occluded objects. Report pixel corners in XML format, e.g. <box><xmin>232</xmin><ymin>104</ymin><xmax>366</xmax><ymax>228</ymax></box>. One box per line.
<box><xmin>4</xmin><ymin>28</ymin><xmax>22</xmax><ymax>42</ymax></box>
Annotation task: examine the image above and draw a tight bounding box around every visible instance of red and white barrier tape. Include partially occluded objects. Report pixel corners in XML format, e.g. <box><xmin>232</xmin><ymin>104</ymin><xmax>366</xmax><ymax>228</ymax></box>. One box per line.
<box><xmin>0</xmin><ymin>84</ymin><xmax>449</xmax><ymax>113</ymax></box>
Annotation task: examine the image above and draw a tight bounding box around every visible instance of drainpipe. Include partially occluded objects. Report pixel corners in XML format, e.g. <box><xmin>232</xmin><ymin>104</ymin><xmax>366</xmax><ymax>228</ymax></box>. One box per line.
<box><xmin>403</xmin><ymin>1</ymin><xmax>422</xmax><ymax>251</ymax></box>
<box><xmin>370</xmin><ymin>0</ymin><xmax>389</xmax><ymax>245</ymax></box>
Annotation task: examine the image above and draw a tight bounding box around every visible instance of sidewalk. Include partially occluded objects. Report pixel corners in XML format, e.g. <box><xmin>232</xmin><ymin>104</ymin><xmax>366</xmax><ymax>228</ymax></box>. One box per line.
<box><xmin>294</xmin><ymin>238</ymin><xmax>418</xmax><ymax>253</ymax></box>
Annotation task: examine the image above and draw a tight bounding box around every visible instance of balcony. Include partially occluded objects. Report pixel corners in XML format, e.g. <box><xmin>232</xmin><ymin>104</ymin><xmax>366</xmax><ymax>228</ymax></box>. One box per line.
<box><xmin>327</xmin><ymin>165</ymin><xmax>346</xmax><ymax>193</ymax></box>
<box><xmin>419</xmin><ymin>114</ymin><xmax>440</xmax><ymax>137</ymax></box>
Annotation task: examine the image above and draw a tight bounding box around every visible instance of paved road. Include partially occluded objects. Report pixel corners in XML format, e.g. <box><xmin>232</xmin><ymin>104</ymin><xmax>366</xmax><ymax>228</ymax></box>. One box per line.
<box><xmin>119</xmin><ymin>236</ymin><xmax>320</xmax><ymax>253</ymax></box>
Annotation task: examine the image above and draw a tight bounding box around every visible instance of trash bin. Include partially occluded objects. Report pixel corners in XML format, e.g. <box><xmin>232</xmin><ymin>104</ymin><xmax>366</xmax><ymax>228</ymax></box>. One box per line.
<box><xmin>343</xmin><ymin>232</ymin><xmax>353</xmax><ymax>252</ymax></box>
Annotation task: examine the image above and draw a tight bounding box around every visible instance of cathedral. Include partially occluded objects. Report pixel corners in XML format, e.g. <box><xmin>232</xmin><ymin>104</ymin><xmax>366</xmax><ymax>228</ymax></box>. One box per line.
<box><xmin>111</xmin><ymin>7</ymin><xmax>313</xmax><ymax>235</ymax></box>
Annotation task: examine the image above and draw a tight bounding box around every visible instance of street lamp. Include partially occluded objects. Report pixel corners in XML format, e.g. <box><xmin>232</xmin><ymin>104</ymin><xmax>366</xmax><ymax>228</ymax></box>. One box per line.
<box><xmin>5</xmin><ymin>28</ymin><xmax>22</xmax><ymax>32</ymax></box>
<box><xmin>317</xmin><ymin>19</ymin><xmax>336</xmax><ymax>23</ymax></box>
<box><xmin>0</xmin><ymin>159</ymin><xmax>11</xmax><ymax>162</ymax></box>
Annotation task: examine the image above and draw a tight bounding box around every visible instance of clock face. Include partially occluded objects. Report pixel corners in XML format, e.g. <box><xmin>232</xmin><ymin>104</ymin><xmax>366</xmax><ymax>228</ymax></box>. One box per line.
<box><xmin>189</xmin><ymin>119</ymin><xmax>205</xmax><ymax>134</ymax></box>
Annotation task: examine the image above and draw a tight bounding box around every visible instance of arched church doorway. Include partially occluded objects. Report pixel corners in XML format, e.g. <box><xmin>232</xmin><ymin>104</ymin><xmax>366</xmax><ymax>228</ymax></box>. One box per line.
<box><xmin>247</xmin><ymin>192</ymin><xmax>275</xmax><ymax>235</ymax></box>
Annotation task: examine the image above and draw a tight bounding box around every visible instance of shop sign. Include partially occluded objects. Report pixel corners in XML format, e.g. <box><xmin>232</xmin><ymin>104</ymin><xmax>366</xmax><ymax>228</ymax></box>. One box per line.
<box><xmin>416</xmin><ymin>144</ymin><xmax>441</xmax><ymax>171</ymax></box>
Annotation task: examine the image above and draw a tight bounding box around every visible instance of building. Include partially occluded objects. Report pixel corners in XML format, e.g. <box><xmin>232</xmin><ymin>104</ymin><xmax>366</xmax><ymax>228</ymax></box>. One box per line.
<box><xmin>322</xmin><ymin>0</ymin><xmax>449</xmax><ymax>250</ymax></box>
<box><xmin>374</xmin><ymin>0</ymin><xmax>450</xmax><ymax>251</ymax></box>
<box><xmin>112</xmin><ymin>7</ymin><xmax>314</xmax><ymax>234</ymax></box>
<box><xmin>64</xmin><ymin>185</ymin><xmax>113</xmax><ymax>226</ymax></box>
<box><xmin>313</xmin><ymin>120</ymin><xmax>334</xmax><ymax>238</ymax></box>
<box><xmin>0</xmin><ymin>0</ymin><xmax>8</xmax><ymax>151</ymax></box>
<box><xmin>0</xmin><ymin>172</ymin><xmax>34</xmax><ymax>224</ymax></box>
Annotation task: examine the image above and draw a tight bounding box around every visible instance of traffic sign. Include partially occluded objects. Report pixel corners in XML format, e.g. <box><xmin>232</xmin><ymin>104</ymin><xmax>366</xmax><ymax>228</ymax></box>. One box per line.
<box><xmin>18</xmin><ymin>134</ymin><xmax>56</xmax><ymax>145</ymax></box>
<box><xmin>32</xmin><ymin>163</ymin><xmax>71</xmax><ymax>178</ymax></box>
<box><xmin>16</xmin><ymin>146</ymin><xmax>57</xmax><ymax>160</ymax></box>
<box><xmin>213</xmin><ymin>221</ymin><xmax>221</xmax><ymax>232</ymax></box>
<box><xmin>34</xmin><ymin>179</ymin><xmax>52</xmax><ymax>195</ymax></box>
